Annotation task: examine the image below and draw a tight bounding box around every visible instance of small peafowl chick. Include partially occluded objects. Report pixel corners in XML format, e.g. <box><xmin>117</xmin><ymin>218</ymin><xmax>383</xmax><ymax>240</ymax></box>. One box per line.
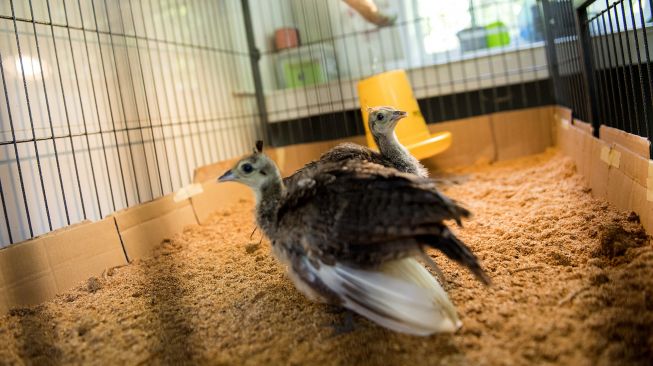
<box><xmin>285</xmin><ymin>106</ymin><xmax>428</xmax><ymax>189</ymax></box>
<box><xmin>219</xmin><ymin>141</ymin><xmax>490</xmax><ymax>336</ymax></box>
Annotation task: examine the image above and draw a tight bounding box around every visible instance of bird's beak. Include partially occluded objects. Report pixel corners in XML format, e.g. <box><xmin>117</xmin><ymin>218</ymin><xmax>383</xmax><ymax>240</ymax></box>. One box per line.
<box><xmin>393</xmin><ymin>110</ymin><xmax>408</xmax><ymax>121</ymax></box>
<box><xmin>218</xmin><ymin>169</ymin><xmax>236</xmax><ymax>182</ymax></box>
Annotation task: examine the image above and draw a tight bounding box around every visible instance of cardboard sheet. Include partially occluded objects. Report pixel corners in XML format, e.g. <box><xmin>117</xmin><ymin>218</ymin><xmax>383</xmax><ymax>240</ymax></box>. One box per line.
<box><xmin>425</xmin><ymin>116</ymin><xmax>496</xmax><ymax>169</ymax></box>
<box><xmin>191</xmin><ymin>182</ymin><xmax>253</xmax><ymax>224</ymax></box>
<box><xmin>113</xmin><ymin>195</ymin><xmax>199</xmax><ymax>261</ymax></box>
<box><xmin>491</xmin><ymin>107</ymin><xmax>555</xmax><ymax>161</ymax></box>
<box><xmin>0</xmin><ymin>218</ymin><xmax>127</xmax><ymax>313</ymax></box>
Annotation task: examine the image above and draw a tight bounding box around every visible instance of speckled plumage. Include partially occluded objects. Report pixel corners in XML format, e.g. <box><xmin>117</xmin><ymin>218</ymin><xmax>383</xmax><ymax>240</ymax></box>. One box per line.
<box><xmin>273</xmin><ymin>160</ymin><xmax>485</xmax><ymax>281</ymax></box>
<box><xmin>243</xmin><ymin>155</ymin><xmax>488</xmax><ymax>289</ymax></box>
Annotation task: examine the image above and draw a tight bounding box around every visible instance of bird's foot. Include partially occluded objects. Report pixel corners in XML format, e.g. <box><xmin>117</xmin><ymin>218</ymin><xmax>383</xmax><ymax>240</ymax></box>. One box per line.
<box><xmin>324</xmin><ymin>304</ymin><xmax>346</xmax><ymax>314</ymax></box>
<box><xmin>324</xmin><ymin>309</ymin><xmax>357</xmax><ymax>337</ymax></box>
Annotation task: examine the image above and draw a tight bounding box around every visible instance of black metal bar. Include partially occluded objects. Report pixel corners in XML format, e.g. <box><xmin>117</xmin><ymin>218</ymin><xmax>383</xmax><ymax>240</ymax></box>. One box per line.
<box><xmin>181</xmin><ymin>0</ymin><xmax>220</xmax><ymax>164</ymax></box>
<box><xmin>602</xmin><ymin>3</ymin><xmax>627</xmax><ymax>132</ymax></box>
<box><xmin>125</xmin><ymin>0</ymin><xmax>173</xmax><ymax>194</ymax></box>
<box><xmin>635</xmin><ymin>0</ymin><xmax>653</xmax><ymax>154</ymax></box>
<box><xmin>576</xmin><ymin>4</ymin><xmax>600</xmax><ymax>134</ymax></box>
<box><xmin>10</xmin><ymin>0</ymin><xmax>53</xmax><ymax>231</ymax></box>
<box><xmin>605</xmin><ymin>0</ymin><xmax>632</xmax><ymax>133</ymax></box>
<box><xmin>283</xmin><ymin>0</ymin><xmax>310</xmax><ymax>144</ymax></box>
<box><xmin>149</xmin><ymin>0</ymin><xmax>197</xmax><ymax>182</ymax></box>
<box><xmin>202</xmin><ymin>0</ymin><xmax>242</xmax><ymax>157</ymax></box>
<box><xmin>114</xmin><ymin>0</ymin><xmax>164</xmax><ymax>198</ymax></box>
<box><xmin>323</xmin><ymin>1</ymin><xmax>352</xmax><ymax>138</ymax></box>
<box><xmin>45</xmin><ymin>0</ymin><xmax>88</xmax><ymax>220</ymax></box>
<box><xmin>100</xmin><ymin>0</ymin><xmax>154</xmax><ymax>203</ymax></box>
<box><xmin>629</xmin><ymin>0</ymin><xmax>651</xmax><ymax>142</ymax></box>
<box><xmin>187</xmin><ymin>2</ymin><xmax>222</xmax><ymax>162</ymax></box>
<box><xmin>86</xmin><ymin>0</ymin><xmax>130</xmax><ymax>209</ymax></box>
<box><xmin>0</xmin><ymin>13</ymin><xmax>249</xmax><ymax>57</ymax></box>
<box><xmin>297</xmin><ymin>0</ymin><xmax>325</xmax><ymax>142</ymax></box>
<box><xmin>589</xmin><ymin>18</ymin><xmax>609</xmax><ymax>127</ymax></box>
<box><xmin>66</xmin><ymin>0</ymin><xmax>108</xmax><ymax>217</ymax></box>
<box><xmin>617</xmin><ymin>0</ymin><xmax>640</xmax><ymax>135</ymax></box>
<box><xmin>0</xmin><ymin>177</ymin><xmax>12</xmax><ymax>244</ymax></box>
<box><xmin>225</xmin><ymin>0</ymin><xmax>257</xmax><ymax>151</ymax></box>
<box><xmin>0</xmin><ymin>50</ymin><xmax>32</xmax><ymax>238</ymax></box>
<box><xmin>240</xmin><ymin>0</ymin><xmax>270</xmax><ymax>145</ymax></box>
<box><xmin>165</xmin><ymin>0</ymin><xmax>207</xmax><ymax>167</ymax></box>
<box><xmin>598</xmin><ymin>8</ymin><xmax>621</xmax><ymax>129</ymax></box>
<box><xmin>0</xmin><ymin>119</ymin><xmax>257</xmax><ymax>164</ymax></box>
<box><xmin>27</xmin><ymin>0</ymin><xmax>71</xmax><ymax>225</ymax></box>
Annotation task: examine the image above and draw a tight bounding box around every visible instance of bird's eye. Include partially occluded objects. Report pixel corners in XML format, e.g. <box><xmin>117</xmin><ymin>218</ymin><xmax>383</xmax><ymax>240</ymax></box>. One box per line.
<box><xmin>377</xmin><ymin>113</ymin><xmax>384</xmax><ymax>121</ymax></box>
<box><xmin>242</xmin><ymin>163</ymin><xmax>254</xmax><ymax>173</ymax></box>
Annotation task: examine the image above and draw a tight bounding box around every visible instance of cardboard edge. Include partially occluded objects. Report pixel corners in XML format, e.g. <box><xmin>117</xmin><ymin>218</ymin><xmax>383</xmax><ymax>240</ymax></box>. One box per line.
<box><xmin>600</xmin><ymin>125</ymin><xmax>650</xmax><ymax>159</ymax></box>
<box><xmin>191</xmin><ymin>181</ymin><xmax>253</xmax><ymax>224</ymax></box>
<box><xmin>0</xmin><ymin>217</ymin><xmax>127</xmax><ymax>312</ymax></box>
<box><xmin>113</xmin><ymin>194</ymin><xmax>199</xmax><ymax>262</ymax></box>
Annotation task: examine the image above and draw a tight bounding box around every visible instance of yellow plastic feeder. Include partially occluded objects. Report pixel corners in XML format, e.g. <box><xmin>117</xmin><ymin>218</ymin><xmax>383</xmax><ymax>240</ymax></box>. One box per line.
<box><xmin>357</xmin><ymin>70</ymin><xmax>452</xmax><ymax>160</ymax></box>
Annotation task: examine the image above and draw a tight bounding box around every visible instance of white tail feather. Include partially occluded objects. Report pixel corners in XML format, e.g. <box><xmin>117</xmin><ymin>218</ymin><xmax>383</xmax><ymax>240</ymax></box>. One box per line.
<box><xmin>306</xmin><ymin>257</ymin><xmax>461</xmax><ymax>336</ymax></box>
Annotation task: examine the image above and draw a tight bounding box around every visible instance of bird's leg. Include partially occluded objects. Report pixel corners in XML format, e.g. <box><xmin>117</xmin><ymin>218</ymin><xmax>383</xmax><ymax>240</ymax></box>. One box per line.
<box><xmin>329</xmin><ymin>309</ymin><xmax>357</xmax><ymax>336</ymax></box>
<box><xmin>324</xmin><ymin>304</ymin><xmax>346</xmax><ymax>314</ymax></box>
<box><xmin>258</xmin><ymin>232</ymin><xmax>264</xmax><ymax>246</ymax></box>
<box><xmin>249</xmin><ymin>226</ymin><xmax>257</xmax><ymax>239</ymax></box>
<box><xmin>322</xmin><ymin>307</ymin><xmax>357</xmax><ymax>336</ymax></box>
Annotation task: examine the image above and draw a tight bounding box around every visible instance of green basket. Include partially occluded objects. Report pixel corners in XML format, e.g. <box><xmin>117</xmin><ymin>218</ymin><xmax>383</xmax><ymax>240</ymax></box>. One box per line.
<box><xmin>485</xmin><ymin>21</ymin><xmax>510</xmax><ymax>48</ymax></box>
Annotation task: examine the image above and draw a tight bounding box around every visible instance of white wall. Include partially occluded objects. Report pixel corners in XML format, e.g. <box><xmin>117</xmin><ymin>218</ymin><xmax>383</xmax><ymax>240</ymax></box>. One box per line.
<box><xmin>0</xmin><ymin>0</ymin><xmax>261</xmax><ymax>246</ymax></box>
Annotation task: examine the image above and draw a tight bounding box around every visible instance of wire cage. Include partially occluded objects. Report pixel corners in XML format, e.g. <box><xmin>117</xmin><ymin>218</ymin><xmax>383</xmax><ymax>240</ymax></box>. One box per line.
<box><xmin>544</xmin><ymin>0</ymin><xmax>653</xmax><ymax>143</ymax></box>
<box><xmin>0</xmin><ymin>0</ymin><xmax>652</xmax><ymax>248</ymax></box>
<box><xmin>0</xmin><ymin>0</ymin><xmax>262</xmax><ymax>246</ymax></box>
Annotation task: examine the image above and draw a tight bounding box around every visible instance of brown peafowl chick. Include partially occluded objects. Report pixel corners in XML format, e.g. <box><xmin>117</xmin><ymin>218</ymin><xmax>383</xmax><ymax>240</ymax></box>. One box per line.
<box><xmin>285</xmin><ymin>106</ymin><xmax>428</xmax><ymax>188</ymax></box>
<box><xmin>218</xmin><ymin>141</ymin><xmax>490</xmax><ymax>336</ymax></box>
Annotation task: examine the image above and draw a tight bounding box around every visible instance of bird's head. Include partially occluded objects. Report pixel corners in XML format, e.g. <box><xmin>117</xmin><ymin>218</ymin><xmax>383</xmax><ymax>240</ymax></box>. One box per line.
<box><xmin>218</xmin><ymin>140</ymin><xmax>281</xmax><ymax>191</ymax></box>
<box><xmin>367</xmin><ymin>106</ymin><xmax>407</xmax><ymax>137</ymax></box>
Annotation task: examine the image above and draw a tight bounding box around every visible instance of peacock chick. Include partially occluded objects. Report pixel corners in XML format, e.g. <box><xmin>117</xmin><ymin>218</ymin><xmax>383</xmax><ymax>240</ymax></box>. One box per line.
<box><xmin>218</xmin><ymin>141</ymin><xmax>490</xmax><ymax>336</ymax></box>
<box><xmin>285</xmin><ymin>106</ymin><xmax>428</xmax><ymax>189</ymax></box>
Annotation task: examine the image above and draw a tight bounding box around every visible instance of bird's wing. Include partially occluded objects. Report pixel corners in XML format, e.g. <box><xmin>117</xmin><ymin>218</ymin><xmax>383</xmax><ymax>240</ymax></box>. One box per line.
<box><xmin>319</xmin><ymin>143</ymin><xmax>390</xmax><ymax>166</ymax></box>
<box><xmin>279</xmin><ymin>160</ymin><xmax>469</xmax><ymax>243</ymax></box>
<box><xmin>283</xmin><ymin>143</ymin><xmax>392</xmax><ymax>187</ymax></box>
<box><xmin>279</xmin><ymin>160</ymin><xmax>488</xmax><ymax>283</ymax></box>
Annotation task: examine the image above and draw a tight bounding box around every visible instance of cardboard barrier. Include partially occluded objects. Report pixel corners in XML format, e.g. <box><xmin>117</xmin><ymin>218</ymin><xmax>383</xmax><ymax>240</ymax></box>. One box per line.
<box><xmin>555</xmin><ymin>111</ymin><xmax>653</xmax><ymax>234</ymax></box>
<box><xmin>0</xmin><ymin>218</ymin><xmax>127</xmax><ymax>313</ymax></box>
<box><xmin>113</xmin><ymin>195</ymin><xmax>199</xmax><ymax>261</ymax></box>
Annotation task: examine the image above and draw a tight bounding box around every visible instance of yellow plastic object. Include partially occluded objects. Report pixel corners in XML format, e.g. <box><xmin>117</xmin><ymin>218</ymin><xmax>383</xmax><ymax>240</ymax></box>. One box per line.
<box><xmin>357</xmin><ymin>70</ymin><xmax>452</xmax><ymax>160</ymax></box>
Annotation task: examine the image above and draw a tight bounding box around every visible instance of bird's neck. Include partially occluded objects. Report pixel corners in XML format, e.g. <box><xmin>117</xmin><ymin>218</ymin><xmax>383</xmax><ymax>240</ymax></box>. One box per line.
<box><xmin>374</xmin><ymin>131</ymin><xmax>422</xmax><ymax>175</ymax></box>
<box><xmin>255</xmin><ymin>178</ymin><xmax>284</xmax><ymax>236</ymax></box>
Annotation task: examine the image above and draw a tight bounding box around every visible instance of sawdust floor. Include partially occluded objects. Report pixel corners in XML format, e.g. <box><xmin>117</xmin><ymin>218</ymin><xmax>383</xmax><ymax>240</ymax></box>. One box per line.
<box><xmin>1</xmin><ymin>149</ymin><xmax>653</xmax><ymax>366</ymax></box>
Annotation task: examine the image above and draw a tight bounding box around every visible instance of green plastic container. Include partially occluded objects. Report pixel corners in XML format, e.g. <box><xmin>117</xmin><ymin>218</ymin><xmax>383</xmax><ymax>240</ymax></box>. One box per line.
<box><xmin>485</xmin><ymin>21</ymin><xmax>510</xmax><ymax>48</ymax></box>
<box><xmin>282</xmin><ymin>60</ymin><xmax>323</xmax><ymax>88</ymax></box>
